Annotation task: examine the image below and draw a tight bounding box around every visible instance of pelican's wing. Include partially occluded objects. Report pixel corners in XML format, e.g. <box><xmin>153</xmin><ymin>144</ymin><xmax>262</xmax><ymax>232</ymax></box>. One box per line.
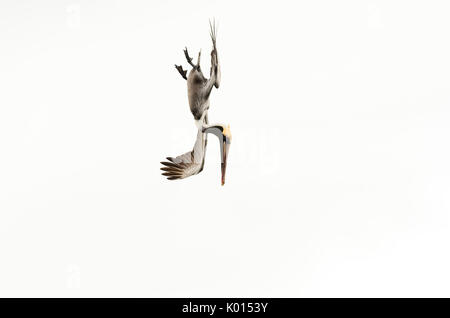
<box><xmin>160</xmin><ymin>129</ymin><xmax>206</xmax><ymax>180</ymax></box>
<box><xmin>160</xmin><ymin>155</ymin><xmax>202</xmax><ymax>180</ymax></box>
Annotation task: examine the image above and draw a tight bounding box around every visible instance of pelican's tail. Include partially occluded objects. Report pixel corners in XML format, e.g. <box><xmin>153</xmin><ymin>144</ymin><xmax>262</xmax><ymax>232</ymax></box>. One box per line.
<box><xmin>209</xmin><ymin>18</ymin><xmax>217</xmax><ymax>49</ymax></box>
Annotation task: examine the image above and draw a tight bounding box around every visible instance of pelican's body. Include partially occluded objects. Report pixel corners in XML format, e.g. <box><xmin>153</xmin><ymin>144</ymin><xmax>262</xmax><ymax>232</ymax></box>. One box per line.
<box><xmin>161</xmin><ymin>21</ymin><xmax>231</xmax><ymax>185</ymax></box>
<box><xmin>187</xmin><ymin>68</ymin><xmax>210</xmax><ymax>122</ymax></box>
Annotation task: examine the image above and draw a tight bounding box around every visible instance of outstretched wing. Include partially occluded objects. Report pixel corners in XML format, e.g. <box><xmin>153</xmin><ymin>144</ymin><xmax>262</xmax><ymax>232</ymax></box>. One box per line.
<box><xmin>160</xmin><ymin>154</ymin><xmax>203</xmax><ymax>180</ymax></box>
<box><xmin>160</xmin><ymin>128</ymin><xmax>207</xmax><ymax>180</ymax></box>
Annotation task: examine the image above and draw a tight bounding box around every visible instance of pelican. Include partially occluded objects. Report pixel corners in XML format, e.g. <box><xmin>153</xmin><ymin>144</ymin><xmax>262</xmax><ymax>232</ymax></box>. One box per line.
<box><xmin>161</xmin><ymin>20</ymin><xmax>232</xmax><ymax>185</ymax></box>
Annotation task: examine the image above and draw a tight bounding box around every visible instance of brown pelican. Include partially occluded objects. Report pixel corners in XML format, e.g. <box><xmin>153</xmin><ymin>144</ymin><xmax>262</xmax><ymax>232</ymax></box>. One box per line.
<box><xmin>161</xmin><ymin>21</ymin><xmax>231</xmax><ymax>185</ymax></box>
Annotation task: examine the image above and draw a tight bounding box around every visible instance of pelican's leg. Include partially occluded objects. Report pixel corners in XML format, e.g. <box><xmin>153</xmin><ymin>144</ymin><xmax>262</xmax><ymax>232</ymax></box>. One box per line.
<box><xmin>183</xmin><ymin>47</ymin><xmax>196</xmax><ymax>68</ymax></box>
<box><xmin>174</xmin><ymin>64</ymin><xmax>187</xmax><ymax>80</ymax></box>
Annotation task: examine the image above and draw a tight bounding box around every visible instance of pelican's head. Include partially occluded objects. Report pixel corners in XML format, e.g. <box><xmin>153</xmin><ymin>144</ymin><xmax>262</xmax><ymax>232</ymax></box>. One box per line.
<box><xmin>203</xmin><ymin>124</ymin><xmax>232</xmax><ymax>186</ymax></box>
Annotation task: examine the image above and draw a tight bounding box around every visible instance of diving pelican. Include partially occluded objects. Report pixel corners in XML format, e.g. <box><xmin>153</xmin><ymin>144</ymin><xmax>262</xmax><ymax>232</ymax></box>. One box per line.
<box><xmin>161</xmin><ymin>20</ymin><xmax>232</xmax><ymax>185</ymax></box>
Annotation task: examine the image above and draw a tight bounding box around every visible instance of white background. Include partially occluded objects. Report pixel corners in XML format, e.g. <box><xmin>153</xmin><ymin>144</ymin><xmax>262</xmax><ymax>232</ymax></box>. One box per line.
<box><xmin>1</xmin><ymin>0</ymin><xmax>449</xmax><ymax>297</ymax></box>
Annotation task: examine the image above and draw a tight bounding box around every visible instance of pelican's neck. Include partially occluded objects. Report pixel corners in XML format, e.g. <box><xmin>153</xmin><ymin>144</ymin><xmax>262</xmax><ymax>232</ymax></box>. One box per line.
<box><xmin>194</xmin><ymin>112</ymin><xmax>207</xmax><ymax>130</ymax></box>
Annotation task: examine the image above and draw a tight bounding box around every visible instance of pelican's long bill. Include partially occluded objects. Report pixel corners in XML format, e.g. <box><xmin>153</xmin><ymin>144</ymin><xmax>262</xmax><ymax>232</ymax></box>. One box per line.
<box><xmin>202</xmin><ymin>124</ymin><xmax>232</xmax><ymax>185</ymax></box>
<box><xmin>221</xmin><ymin>134</ymin><xmax>231</xmax><ymax>186</ymax></box>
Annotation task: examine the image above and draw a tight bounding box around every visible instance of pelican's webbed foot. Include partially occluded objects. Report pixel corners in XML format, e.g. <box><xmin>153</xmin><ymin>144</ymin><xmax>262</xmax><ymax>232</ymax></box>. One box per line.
<box><xmin>174</xmin><ymin>64</ymin><xmax>187</xmax><ymax>80</ymax></box>
<box><xmin>183</xmin><ymin>47</ymin><xmax>195</xmax><ymax>68</ymax></box>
